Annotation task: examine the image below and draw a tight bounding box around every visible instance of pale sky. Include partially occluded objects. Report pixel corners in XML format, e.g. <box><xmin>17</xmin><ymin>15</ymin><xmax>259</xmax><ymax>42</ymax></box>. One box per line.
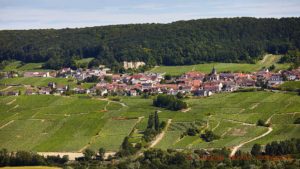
<box><xmin>0</xmin><ymin>0</ymin><xmax>300</xmax><ymax>30</ymax></box>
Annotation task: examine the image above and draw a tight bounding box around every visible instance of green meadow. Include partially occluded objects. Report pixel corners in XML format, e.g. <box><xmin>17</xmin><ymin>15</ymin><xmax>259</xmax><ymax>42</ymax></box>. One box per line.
<box><xmin>0</xmin><ymin>91</ymin><xmax>299</xmax><ymax>153</ymax></box>
<box><xmin>279</xmin><ymin>81</ymin><xmax>300</xmax><ymax>91</ymax></box>
<box><xmin>149</xmin><ymin>54</ymin><xmax>290</xmax><ymax>76</ymax></box>
<box><xmin>3</xmin><ymin>61</ymin><xmax>49</xmax><ymax>72</ymax></box>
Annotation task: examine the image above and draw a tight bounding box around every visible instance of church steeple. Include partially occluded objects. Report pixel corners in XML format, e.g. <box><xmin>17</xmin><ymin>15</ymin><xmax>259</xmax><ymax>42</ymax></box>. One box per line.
<box><xmin>211</xmin><ymin>66</ymin><xmax>217</xmax><ymax>75</ymax></box>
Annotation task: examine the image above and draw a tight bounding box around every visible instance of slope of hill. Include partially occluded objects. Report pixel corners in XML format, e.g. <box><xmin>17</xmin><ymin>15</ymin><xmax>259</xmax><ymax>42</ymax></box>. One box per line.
<box><xmin>149</xmin><ymin>54</ymin><xmax>290</xmax><ymax>75</ymax></box>
<box><xmin>0</xmin><ymin>91</ymin><xmax>299</xmax><ymax>153</ymax></box>
<box><xmin>0</xmin><ymin>17</ymin><xmax>300</xmax><ymax>70</ymax></box>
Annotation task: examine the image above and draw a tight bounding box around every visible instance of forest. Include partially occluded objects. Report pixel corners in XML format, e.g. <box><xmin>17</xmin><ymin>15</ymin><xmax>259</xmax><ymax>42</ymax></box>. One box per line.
<box><xmin>0</xmin><ymin>17</ymin><xmax>300</xmax><ymax>70</ymax></box>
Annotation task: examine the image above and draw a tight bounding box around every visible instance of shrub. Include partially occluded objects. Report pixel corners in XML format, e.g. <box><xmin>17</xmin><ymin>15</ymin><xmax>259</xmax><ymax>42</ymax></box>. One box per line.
<box><xmin>200</xmin><ymin>130</ymin><xmax>220</xmax><ymax>142</ymax></box>
<box><xmin>186</xmin><ymin>128</ymin><xmax>199</xmax><ymax>136</ymax></box>
<box><xmin>294</xmin><ymin>118</ymin><xmax>300</xmax><ymax>124</ymax></box>
<box><xmin>110</xmin><ymin>97</ymin><xmax>121</xmax><ymax>102</ymax></box>
<box><xmin>257</xmin><ymin>119</ymin><xmax>270</xmax><ymax>127</ymax></box>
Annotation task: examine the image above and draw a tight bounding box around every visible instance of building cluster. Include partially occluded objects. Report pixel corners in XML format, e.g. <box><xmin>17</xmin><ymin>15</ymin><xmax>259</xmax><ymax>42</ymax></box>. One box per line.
<box><xmin>2</xmin><ymin>66</ymin><xmax>300</xmax><ymax>97</ymax></box>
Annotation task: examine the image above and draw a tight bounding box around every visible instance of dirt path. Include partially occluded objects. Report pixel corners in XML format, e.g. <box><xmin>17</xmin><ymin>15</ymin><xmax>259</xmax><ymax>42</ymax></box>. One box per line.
<box><xmin>181</xmin><ymin>107</ymin><xmax>191</xmax><ymax>113</ymax></box>
<box><xmin>250</xmin><ymin>103</ymin><xmax>259</xmax><ymax>110</ymax></box>
<box><xmin>212</xmin><ymin>120</ymin><xmax>220</xmax><ymax>131</ymax></box>
<box><xmin>230</xmin><ymin>127</ymin><xmax>273</xmax><ymax>157</ymax></box>
<box><xmin>96</xmin><ymin>98</ymin><xmax>128</xmax><ymax>107</ymax></box>
<box><xmin>223</xmin><ymin>119</ymin><xmax>255</xmax><ymax>126</ymax></box>
<box><xmin>266</xmin><ymin>114</ymin><xmax>275</xmax><ymax>124</ymax></box>
<box><xmin>0</xmin><ymin>86</ymin><xmax>12</xmax><ymax>91</ymax></box>
<box><xmin>0</xmin><ymin>120</ymin><xmax>15</xmax><ymax>129</ymax></box>
<box><xmin>7</xmin><ymin>104</ymin><xmax>19</xmax><ymax>112</ymax></box>
<box><xmin>6</xmin><ymin>99</ymin><xmax>16</xmax><ymax>105</ymax></box>
<box><xmin>149</xmin><ymin>119</ymin><xmax>172</xmax><ymax>148</ymax></box>
<box><xmin>38</xmin><ymin>152</ymin><xmax>116</xmax><ymax>161</ymax></box>
<box><xmin>221</xmin><ymin>128</ymin><xmax>232</xmax><ymax>137</ymax></box>
<box><xmin>104</xmin><ymin>101</ymin><xmax>110</xmax><ymax>111</ymax></box>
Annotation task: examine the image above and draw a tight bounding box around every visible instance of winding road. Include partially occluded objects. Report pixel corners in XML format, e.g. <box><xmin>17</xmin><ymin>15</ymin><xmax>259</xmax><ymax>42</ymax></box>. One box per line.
<box><xmin>230</xmin><ymin>126</ymin><xmax>273</xmax><ymax>157</ymax></box>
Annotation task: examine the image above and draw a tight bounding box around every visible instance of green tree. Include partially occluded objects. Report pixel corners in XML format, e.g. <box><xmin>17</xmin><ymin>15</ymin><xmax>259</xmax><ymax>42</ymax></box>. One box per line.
<box><xmin>269</xmin><ymin>64</ymin><xmax>276</xmax><ymax>71</ymax></box>
<box><xmin>83</xmin><ymin>149</ymin><xmax>95</xmax><ymax>161</ymax></box>
<box><xmin>251</xmin><ymin>144</ymin><xmax>262</xmax><ymax>156</ymax></box>
<box><xmin>164</xmin><ymin>74</ymin><xmax>172</xmax><ymax>80</ymax></box>
<box><xmin>257</xmin><ymin>119</ymin><xmax>266</xmax><ymax>126</ymax></box>
<box><xmin>154</xmin><ymin>111</ymin><xmax>159</xmax><ymax>131</ymax></box>
<box><xmin>294</xmin><ymin>118</ymin><xmax>300</xmax><ymax>124</ymax></box>
<box><xmin>121</xmin><ymin>136</ymin><xmax>131</xmax><ymax>150</ymax></box>
<box><xmin>104</xmin><ymin>76</ymin><xmax>112</xmax><ymax>83</ymax></box>
<box><xmin>98</xmin><ymin>148</ymin><xmax>105</xmax><ymax>161</ymax></box>
<box><xmin>147</xmin><ymin>114</ymin><xmax>154</xmax><ymax>129</ymax></box>
<box><xmin>176</xmin><ymin>92</ymin><xmax>184</xmax><ymax>99</ymax></box>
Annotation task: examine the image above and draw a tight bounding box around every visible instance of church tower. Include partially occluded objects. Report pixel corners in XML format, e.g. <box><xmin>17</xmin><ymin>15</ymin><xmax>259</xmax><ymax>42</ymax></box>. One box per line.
<box><xmin>211</xmin><ymin>66</ymin><xmax>217</xmax><ymax>75</ymax></box>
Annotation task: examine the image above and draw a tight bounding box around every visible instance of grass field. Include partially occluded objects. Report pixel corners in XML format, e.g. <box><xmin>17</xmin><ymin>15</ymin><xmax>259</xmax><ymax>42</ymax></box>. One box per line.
<box><xmin>149</xmin><ymin>54</ymin><xmax>290</xmax><ymax>76</ymax></box>
<box><xmin>279</xmin><ymin>81</ymin><xmax>300</xmax><ymax>91</ymax></box>
<box><xmin>3</xmin><ymin>61</ymin><xmax>49</xmax><ymax>72</ymax></box>
<box><xmin>0</xmin><ymin>77</ymin><xmax>76</xmax><ymax>86</ymax></box>
<box><xmin>75</xmin><ymin>58</ymin><xmax>93</xmax><ymax>65</ymax></box>
<box><xmin>0</xmin><ymin>91</ymin><xmax>299</xmax><ymax>153</ymax></box>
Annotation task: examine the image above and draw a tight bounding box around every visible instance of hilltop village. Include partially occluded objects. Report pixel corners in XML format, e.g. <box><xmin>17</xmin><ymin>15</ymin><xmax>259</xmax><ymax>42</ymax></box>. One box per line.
<box><xmin>1</xmin><ymin>65</ymin><xmax>300</xmax><ymax>97</ymax></box>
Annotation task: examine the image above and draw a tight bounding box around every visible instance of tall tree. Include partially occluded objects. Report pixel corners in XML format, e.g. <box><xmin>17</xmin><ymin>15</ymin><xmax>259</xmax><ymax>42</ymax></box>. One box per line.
<box><xmin>251</xmin><ymin>144</ymin><xmax>262</xmax><ymax>156</ymax></box>
<box><xmin>154</xmin><ymin>111</ymin><xmax>159</xmax><ymax>131</ymax></box>
<box><xmin>83</xmin><ymin>149</ymin><xmax>95</xmax><ymax>161</ymax></box>
<box><xmin>147</xmin><ymin>114</ymin><xmax>154</xmax><ymax>129</ymax></box>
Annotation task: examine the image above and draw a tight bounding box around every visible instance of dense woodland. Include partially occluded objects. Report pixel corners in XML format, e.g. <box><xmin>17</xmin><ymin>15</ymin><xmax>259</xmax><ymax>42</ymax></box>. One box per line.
<box><xmin>1</xmin><ymin>17</ymin><xmax>300</xmax><ymax>70</ymax></box>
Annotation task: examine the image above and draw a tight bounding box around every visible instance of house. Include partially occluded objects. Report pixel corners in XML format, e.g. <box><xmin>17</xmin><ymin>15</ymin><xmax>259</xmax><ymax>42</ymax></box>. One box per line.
<box><xmin>193</xmin><ymin>89</ymin><xmax>212</xmax><ymax>97</ymax></box>
<box><xmin>129</xmin><ymin>90</ymin><xmax>137</xmax><ymax>96</ymax></box>
<box><xmin>282</xmin><ymin>70</ymin><xmax>300</xmax><ymax>81</ymax></box>
<box><xmin>91</xmin><ymin>87</ymin><xmax>108</xmax><ymax>96</ymax></box>
<box><xmin>39</xmin><ymin>87</ymin><xmax>51</xmax><ymax>95</ymax></box>
<box><xmin>220</xmin><ymin>73</ymin><xmax>235</xmax><ymax>80</ymax></box>
<box><xmin>48</xmin><ymin>82</ymin><xmax>56</xmax><ymax>89</ymax></box>
<box><xmin>222</xmin><ymin>81</ymin><xmax>238</xmax><ymax>92</ymax></box>
<box><xmin>183</xmin><ymin>71</ymin><xmax>205</xmax><ymax>80</ymax></box>
<box><xmin>203</xmin><ymin>81</ymin><xmax>223</xmax><ymax>92</ymax></box>
<box><xmin>236</xmin><ymin>79</ymin><xmax>256</xmax><ymax>87</ymax></box>
<box><xmin>25</xmin><ymin>89</ymin><xmax>37</xmax><ymax>95</ymax></box>
<box><xmin>179</xmin><ymin>85</ymin><xmax>193</xmax><ymax>94</ymax></box>
<box><xmin>24</xmin><ymin>71</ymin><xmax>50</xmax><ymax>77</ymax></box>
<box><xmin>73</xmin><ymin>87</ymin><xmax>86</xmax><ymax>94</ymax></box>
<box><xmin>56</xmin><ymin>85</ymin><xmax>68</xmax><ymax>94</ymax></box>
<box><xmin>7</xmin><ymin>91</ymin><xmax>19</xmax><ymax>96</ymax></box>
<box><xmin>223</xmin><ymin>85</ymin><xmax>238</xmax><ymax>92</ymax></box>
<box><xmin>268</xmin><ymin>74</ymin><xmax>284</xmax><ymax>87</ymax></box>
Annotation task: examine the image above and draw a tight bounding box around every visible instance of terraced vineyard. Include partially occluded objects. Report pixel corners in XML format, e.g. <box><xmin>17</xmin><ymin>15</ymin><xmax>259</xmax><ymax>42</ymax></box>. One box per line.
<box><xmin>0</xmin><ymin>91</ymin><xmax>299</xmax><ymax>154</ymax></box>
<box><xmin>155</xmin><ymin>91</ymin><xmax>300</xmax><ymax>152</ymax></box>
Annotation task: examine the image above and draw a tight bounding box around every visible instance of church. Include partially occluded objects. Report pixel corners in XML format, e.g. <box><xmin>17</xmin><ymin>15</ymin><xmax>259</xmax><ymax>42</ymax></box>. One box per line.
<box><xmin>207</xmin><ymin>67</ymin><xmax>220</xmax><ymax>81</ymax></box>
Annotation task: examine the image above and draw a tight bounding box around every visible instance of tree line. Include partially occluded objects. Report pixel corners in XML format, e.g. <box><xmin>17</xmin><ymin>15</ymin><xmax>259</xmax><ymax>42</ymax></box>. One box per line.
<box><xmin>1</xmin><ymin>17</ymin><xmax>300</xmax><ymax>71</ymax></box>
<box><xmin>1</xmin><ymin>138</ymin><xmax>300</xmax><ymax>168</ymax></box>
<box><xmin>153</xmin><ymin>94</ymin><xmax>188</xmax><ymax>111</ymax></box>
<box><xmin>0</xmin><ymin>149</ymin><xmax>68</xmax><ymax>167</ymax></box>
<box><xmin>251</xmin><ymin>138</ymin><xmax>300</xmax><ymax>156</ymax></box>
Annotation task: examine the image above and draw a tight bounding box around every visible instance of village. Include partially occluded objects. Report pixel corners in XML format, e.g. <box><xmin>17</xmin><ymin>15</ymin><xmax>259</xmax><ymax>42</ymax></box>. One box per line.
<box><xmin>1</xmin><ymin>62</ymin><xmax>300</xmax><ymax>97</ymax></box>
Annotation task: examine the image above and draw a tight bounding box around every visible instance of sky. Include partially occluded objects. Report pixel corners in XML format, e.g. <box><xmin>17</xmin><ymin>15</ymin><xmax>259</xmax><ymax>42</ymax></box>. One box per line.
<box><xmin>0</xmin><ymin>0</ymin><xmax>300</xmax><ymax>30</ymax></box>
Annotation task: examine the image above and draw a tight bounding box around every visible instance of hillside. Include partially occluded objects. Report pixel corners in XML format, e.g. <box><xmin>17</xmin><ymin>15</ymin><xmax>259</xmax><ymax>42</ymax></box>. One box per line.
<box><xmin>1</xmin><ymin>91</ymin><xmax>299</xmax><ymax>153</ymax></box>
<box><xmin>149</xmin><ymin>54</ymin><xmax>290</xmax><ymax>75</ymax></box>
<box><xmin>1</xmin><ymin>17</ymin><xmax>300</xmax><ymax>70</ymax></box>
